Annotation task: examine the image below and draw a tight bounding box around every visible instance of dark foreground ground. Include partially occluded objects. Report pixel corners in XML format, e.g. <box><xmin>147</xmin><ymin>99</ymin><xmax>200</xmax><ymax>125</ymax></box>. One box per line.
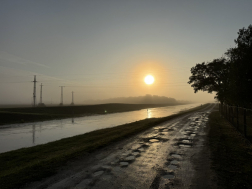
<box><xmin>0</xmin><ymin>103</ymin><xmax>180</xmax><ymax>126</ymax></box>
<box><xmin>208</xmin><ymin>109</ymin><xmax>252</xmax><ymax>188</ymax></box>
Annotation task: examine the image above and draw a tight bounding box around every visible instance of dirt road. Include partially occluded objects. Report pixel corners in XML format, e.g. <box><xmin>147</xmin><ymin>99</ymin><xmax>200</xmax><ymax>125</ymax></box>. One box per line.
<box><xmin>26</xmin><ymin>104</ymin><xmax>216</xmax><ymax>189</ymax></box>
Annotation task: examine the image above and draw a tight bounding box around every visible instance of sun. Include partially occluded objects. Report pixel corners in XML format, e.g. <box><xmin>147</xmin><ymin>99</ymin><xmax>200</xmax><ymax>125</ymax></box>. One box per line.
<box><xmin>144</xmin><ymin>75</ymin><xmax>155</xmax><ymax>85</ymax></box>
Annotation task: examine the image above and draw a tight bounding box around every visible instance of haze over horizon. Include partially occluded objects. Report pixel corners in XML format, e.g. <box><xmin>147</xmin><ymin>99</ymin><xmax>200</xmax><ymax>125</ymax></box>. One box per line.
<box><xmin>1</xmin><ymin>0</ymin><xmax>251</xmax><ymax>105</ymax></box>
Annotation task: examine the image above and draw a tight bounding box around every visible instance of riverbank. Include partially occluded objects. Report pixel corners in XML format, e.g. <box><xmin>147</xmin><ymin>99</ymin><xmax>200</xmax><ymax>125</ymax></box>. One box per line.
<box><xmin>0</xmin><ymin>104</ymin><xmax>208</xmax><ymax>189</ymax></box>
<box><xmin>0</xmin><ymin>103</ymin><xmax>187</xmax><ymax>126</ymax></box>
<box><xmin>208</xmin><ymin>109</ymin><xmax>252</xmax><ymax>188</ymax></box>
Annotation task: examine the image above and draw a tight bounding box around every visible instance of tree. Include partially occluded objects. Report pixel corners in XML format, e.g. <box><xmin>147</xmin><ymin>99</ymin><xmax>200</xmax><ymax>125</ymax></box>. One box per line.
<box><xmin>225</xmin><ymin>25</ymin><xmax>252</xmax><ymax>107</ymax></box>
<box><xmin>188</xmin><ymin>58</ymin><xmax>230</xmax><ymax>104</ymax></box>
<box><xmin>189</xmin><ymin>25</ymin><xmax>252</xmax><ymax>108</ymax></box>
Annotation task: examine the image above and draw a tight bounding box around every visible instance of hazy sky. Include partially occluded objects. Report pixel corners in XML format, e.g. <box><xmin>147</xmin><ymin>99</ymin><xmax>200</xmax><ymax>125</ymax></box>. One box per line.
<box><xmin>0</xmin><ymin>0</ymin><xmax>252</xmax><ymax>105</ymax></box>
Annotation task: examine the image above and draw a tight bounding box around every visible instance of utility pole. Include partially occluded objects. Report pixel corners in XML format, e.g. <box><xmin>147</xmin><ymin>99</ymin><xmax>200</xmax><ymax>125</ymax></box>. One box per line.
<box><xmin>71</xmin><ymin>91</ymin><xmax>74</xmax><ymax>105</ymax></box>
<box><xmin>59</xmin><ymin>86</ymin><xmax>65</xmax><ymax>106</ymax></box>
<box><xmin>32</xmin><ymin>75</ymin><xmax>37</xmax><ymax>107</ymax></box>
<box><xmin>38</xmin><ymin>83</ymin><xmax>45</xmax><ymax>106</ymax></box>
<box><xmin>40</xmin><ymin>83</ymin><xmax>43</xmax><ymax>104</ymax></box>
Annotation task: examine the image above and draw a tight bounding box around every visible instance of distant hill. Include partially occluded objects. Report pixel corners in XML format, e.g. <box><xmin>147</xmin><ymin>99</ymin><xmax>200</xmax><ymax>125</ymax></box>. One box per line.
<box><xmin>85</xmin><ymin>94</ymin><xmax>190</xmax><ymax>105</ymax></box>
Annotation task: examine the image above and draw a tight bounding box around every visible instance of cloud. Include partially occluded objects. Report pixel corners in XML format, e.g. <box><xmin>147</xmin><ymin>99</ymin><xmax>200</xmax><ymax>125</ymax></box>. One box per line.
<box><xmin>0</xmin><ymin>51</ymin><xmax>50</xmax><ymax>68</ymax></box>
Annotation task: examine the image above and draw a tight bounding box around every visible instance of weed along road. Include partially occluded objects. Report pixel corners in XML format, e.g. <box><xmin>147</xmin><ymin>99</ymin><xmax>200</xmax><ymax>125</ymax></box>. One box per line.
<box><xmin>24</xmin><ymin>104</ymin><xmax>216</xmax><ymax>189</ymax></box>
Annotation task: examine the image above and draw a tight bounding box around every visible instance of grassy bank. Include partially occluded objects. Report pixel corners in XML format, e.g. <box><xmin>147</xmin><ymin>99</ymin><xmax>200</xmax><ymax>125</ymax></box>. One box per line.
<box><xmin>208</xmin><ymin>110</ymin><xmax>252</xmax><ymax>188</ymax></box>
<box><xmin>0</xmin><ymin>103</ymin><xmax>183</xmax><ymax>126</ymax></box>
<box><xmin>0</xmin><ymin>104</ymin><xmax>208</xmax><ymax>189</ymax></box>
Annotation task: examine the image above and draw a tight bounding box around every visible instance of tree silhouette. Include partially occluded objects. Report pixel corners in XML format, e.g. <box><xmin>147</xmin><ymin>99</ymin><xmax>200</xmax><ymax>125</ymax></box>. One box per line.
<box><xmin>189</xmin><ymin>25</ymin><xmax>252</xmax><ymax>108</ymax></box>
<box><xmin>188</xmin><ymin>58</ymin><xmax>230</xmax><ymax>104</ymax></box>
<box><xmin>226</xmin><ymin>25</ymin><xmax>252</xmax><ymax>107</ymax></box>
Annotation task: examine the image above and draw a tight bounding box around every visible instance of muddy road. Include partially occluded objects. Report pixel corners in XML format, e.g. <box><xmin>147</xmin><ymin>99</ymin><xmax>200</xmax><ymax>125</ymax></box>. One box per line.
<box><xmin>26</xmin><ymin>104</ymin><xmax>216</xmax><ymax>189</ymax></box>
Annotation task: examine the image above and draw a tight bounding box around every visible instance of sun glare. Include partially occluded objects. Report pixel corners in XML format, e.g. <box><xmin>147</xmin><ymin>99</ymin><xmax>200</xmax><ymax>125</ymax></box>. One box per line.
<box><xmin>144</xmin><ymin>75</ymin><xmax>154</xmax><ymax>85</ymax></box>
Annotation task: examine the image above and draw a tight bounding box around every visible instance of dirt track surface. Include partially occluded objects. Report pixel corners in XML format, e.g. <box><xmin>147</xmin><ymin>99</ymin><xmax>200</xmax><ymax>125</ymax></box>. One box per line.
<box><xmin>25</xmin><ymin>104</ymin><xmax>216</xmax><ymax>189</ymax></box>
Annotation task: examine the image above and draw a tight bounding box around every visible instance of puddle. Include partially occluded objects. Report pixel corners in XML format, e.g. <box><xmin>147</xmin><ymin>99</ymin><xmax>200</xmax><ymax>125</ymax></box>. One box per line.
<box><xmin>149</xmin><ymin>139</ymin><xmax>160</xmax><ymax>143</ymax></box>
<box><xmin>131</xmin><ymin>144</ymin><xmax>142</xmax><ymax>150</ymax></box>
<box><xmin>168</xmin><ymin>165</ymin><xmax>177</xmax><ymax>170</ymax></box>
<box><xmin>124</xmin><ymin>156</ymin><xmax>135</xmax><ymax>161</ymax></box>
<box><xmin>162</xmin><ymin>132</ymin><xmax>169</xmax><ymax>134</ymax></box>
<box><xmin>121</xmin><ymin>152</ymin><xmax>131</xmax><ymax>156</ymax></box>
<box><xmin>179</xmin><ymin>144</ymin><xmax>191</xmax><ymax>148</ymax></box>
<box><xmin>141</xmin><ymin>144</ymin><xmax>150</xmax><ymax>148</ymax></box>
<box><xmin>170</xmin><ymin>160</ymin><xmax>179</xmax><ymax>165</ymax></box>
<box><xmin>182</xmin><ymin>140</ymin><xmax>190</xmax><ymax>143</ymax></box>
<box><xmin>120</xmin><ymin>162</ymin><xmax>129</xmax><ymax>167</ymax></box>
<box><xmin>163</xmin><ymin>174</ymin><xmax>175</xmax><ymax>179</ymax></box>
<box><xmin>138</xmin><ymin>147</ymin><xmax>145</xmax><ymax>152</ymax></box>
<box><xmin>132</xmin><ymin>152</ymin><xmax>140</xmax><ymax>156</ymax></box>
<box><xmin>93</xmin><ymin>171</ymin><xmax>104</xmax><ymax>177</ymax></box>
<box><xmin>101</xmin><ymin>165</ymin><xmax>112</xmax><ymax>170</ymax></box>
<box><xmin>171</xmin><ymin>154</ymin><xmax>181</xmax><ymax>159</ymax></box>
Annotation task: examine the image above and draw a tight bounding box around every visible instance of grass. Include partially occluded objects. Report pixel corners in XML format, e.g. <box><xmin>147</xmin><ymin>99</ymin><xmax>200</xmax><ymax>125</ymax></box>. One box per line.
<box><xmin>0</xmin><ymin>104</ymin><xmax>208</xmax><ymax>189</ymax></box>
<box><xmin>208</xmin><ymin>109</ymin><xmax>252</xmax><ymax>188</ymax></box>
<box><xmin>0</xmin><ymin>103</ymin><xmax>184</xmax><ymax>126</ymax></box>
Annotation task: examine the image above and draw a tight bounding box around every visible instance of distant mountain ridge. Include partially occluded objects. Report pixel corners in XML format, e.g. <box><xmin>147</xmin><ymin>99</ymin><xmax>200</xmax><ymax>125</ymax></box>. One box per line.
<box><xmin>85</xmin><ymin>94</ymin><xmax>190</xmax><ymax>105</ymax></box>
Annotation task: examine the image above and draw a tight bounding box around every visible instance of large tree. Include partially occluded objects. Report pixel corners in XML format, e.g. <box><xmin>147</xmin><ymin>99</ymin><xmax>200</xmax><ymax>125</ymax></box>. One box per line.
<box><xmin>225</xmin><ymin>25</ymin><xmax>252</xmax><ymax>107</ymax></box>
<box><xmin>189</xmin><ymin>25</ymin><xmax>252</xmax><ymax>108</ymax></box>
<box><xmin>188</xmin><ymin>58</ymin><xmax>230</xmax><ymax>104</ymax></box>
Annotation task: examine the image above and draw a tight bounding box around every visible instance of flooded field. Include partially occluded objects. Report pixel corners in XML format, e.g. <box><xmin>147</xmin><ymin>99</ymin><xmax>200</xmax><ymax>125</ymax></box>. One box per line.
<box><xmin>0</xmin><ymin>103</ymin><xmax>201</xmax><ymax>153</ymax></box>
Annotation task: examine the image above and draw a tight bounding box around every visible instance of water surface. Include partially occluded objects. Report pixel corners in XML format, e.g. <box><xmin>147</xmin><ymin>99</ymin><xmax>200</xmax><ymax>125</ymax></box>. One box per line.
<box><xmin>0</xmin><ymin>103</ymin><xmax>201</xmax><ymax>153</ymax></box>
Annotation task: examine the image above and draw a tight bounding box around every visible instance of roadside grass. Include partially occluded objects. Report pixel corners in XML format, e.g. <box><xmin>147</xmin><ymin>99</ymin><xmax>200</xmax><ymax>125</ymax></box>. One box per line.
<box><xmin>0</xmin><ymin>104</ymin><xmax>209</xmax><ymax>189</ymax></box>
<box><xmin>208</xmin><ymin>109</ymin><xmax>252</xmax><ymax>188</ymax></box>
<box><xmin>0</xmin><ymin>103</ymin><xmax>181</xmax><ymax>126</ymax></box>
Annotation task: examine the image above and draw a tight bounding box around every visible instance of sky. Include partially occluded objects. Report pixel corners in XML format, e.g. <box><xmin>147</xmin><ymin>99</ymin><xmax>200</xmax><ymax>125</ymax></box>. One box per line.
<box><xmin>0</xmin><ymin>0</ymin><xmax>252</xmax><ymax>105</ymax></box>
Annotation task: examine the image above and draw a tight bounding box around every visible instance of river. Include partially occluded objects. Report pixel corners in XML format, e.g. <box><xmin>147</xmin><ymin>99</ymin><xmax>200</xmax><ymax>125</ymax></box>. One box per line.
<box><xmin>0</xmin><ymin>103</ymin><xmax>202</xmax><ymax>153</ymax></box>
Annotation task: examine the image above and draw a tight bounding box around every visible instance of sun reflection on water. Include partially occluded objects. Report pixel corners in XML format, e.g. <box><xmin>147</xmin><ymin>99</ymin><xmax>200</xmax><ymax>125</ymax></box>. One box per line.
<box><xmin>147</xmin><ymin>109</ymin><xmax>153</xmax><ymax>118</ymax></box>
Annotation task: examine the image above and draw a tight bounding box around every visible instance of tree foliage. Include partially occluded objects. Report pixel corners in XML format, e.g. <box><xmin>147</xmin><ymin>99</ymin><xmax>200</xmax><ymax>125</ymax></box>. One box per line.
<box><xmin>189</xmin><ymin>25</ymin><xmax>252</xmax><ymax>107</ymax></box>
<box><xmin>188</xmin><ymin>58</ymin><xmax>230</xmax><ymax>104</ymax></box>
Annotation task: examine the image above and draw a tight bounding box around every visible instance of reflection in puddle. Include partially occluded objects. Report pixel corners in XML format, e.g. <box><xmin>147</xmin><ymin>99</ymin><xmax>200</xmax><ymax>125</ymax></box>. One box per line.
<box><xmin>168</xmin><ymin>165</ymin><xmax>177</xmax><ymax>170</ymax></box>
<box><xmin>163</xmin><ymin>174</ymin><xmax>175</xmax><ymax>179</ymax></box>
<box><xmin>124</xmin><ymin>156</ymin><xmax>135</xmax><ymax>161</ymax></box>
<box><xmin>171</xmin><ymin>154</ymin><xmax>182</xmax><ymax>159</ymax></box>
<box><xmin>149</xmin><ymin>139</ymin><xmax>159</xmax><ymax>143</ymax></box>
<box><xmin>120</xmin><ymin>162</ymin><xmax>129</xmax><ymax>167</ymax></box>
<box><xmin>170</xmin><ymin>160</ymin><xmax>179</xmax><ymax>165</ymax></box>
<box><xmin>93</xmin><ymin>171</ymin><xmax>104</xmax><ymax>177</ymax></box>
<box><xmin>179</xmin><ymin>144</ymin><xmax>191</xmax><ymax>148</ymax></box>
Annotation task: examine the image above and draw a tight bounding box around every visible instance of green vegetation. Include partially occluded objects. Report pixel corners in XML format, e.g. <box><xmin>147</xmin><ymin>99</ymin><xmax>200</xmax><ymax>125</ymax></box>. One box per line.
<box><xmin>208</xmin><ymin>109</ymin><xmax>252</xmax><ymax>188</ymax></box>
<box><xmin>0</xmin><ymin>103</ymin><xmax>177</xmax><ymax>126</ymax></box>
<box><xmin>0</xmin><ymin>104</ymin><xmax>208</xmax><ymax>189</ymax></box>
<box><xmin>188</xmin><ymin>25</ymin><xmax>252</xmax><ymax>108</ymax></box>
